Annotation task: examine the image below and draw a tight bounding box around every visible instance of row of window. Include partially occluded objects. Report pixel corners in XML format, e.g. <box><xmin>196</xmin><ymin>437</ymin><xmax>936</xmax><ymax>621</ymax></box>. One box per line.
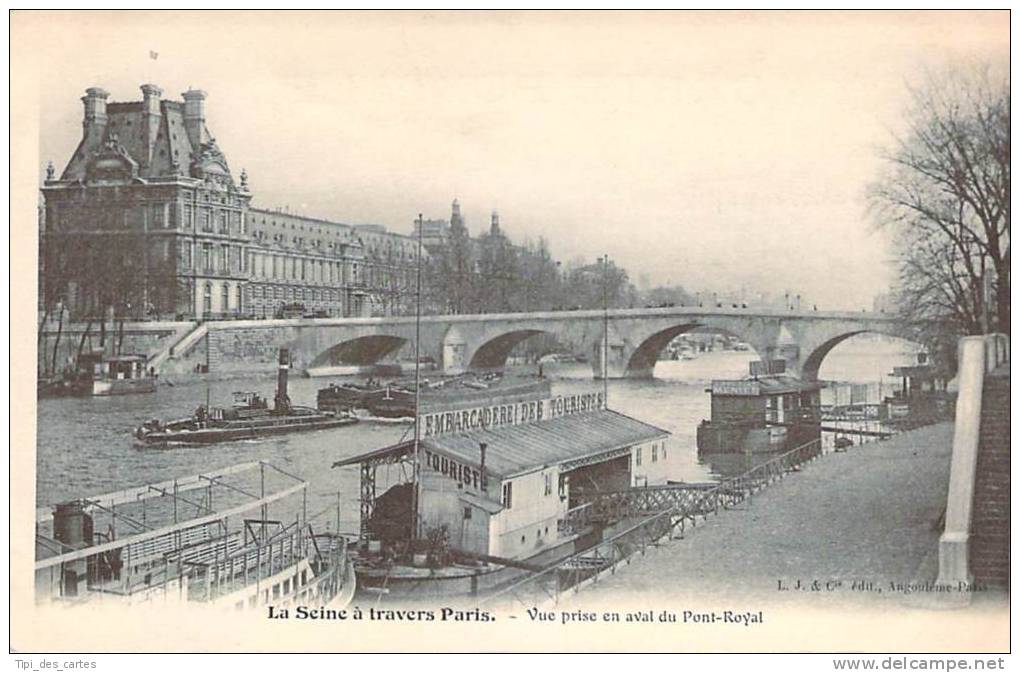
<box><xmin>179</xmin><ymin>242</ymin><xmax>246</xmax><ymax>275</ymax></box>
<box><xmin>252</xmin><ymin>253</ymin><xmax>354</xmax><ymax>284</ymax></box>
<box><xmin>197</xmin><ymin>281</ymin><xmax>243</xmax><ymax>316</ymax></box>
<box><xmin>250</xmin><ymin>285</ymin><xmax>342</xmax><ymax>304</ymax></box>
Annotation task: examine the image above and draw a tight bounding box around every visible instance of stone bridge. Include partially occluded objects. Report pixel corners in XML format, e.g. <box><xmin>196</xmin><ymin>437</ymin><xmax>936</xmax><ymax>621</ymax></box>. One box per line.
<box><xmin>164</xmin><ymin>307</ymin><xmax>908</xmax><ymax>380</ymax></box>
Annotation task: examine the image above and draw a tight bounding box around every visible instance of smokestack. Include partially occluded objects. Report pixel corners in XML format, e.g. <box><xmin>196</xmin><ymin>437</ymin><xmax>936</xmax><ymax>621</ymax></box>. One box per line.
<box><xmin>275</xmin><ymin>348</ymin><xmax>290</xmax><ymax>413</ymax></box>
<box><xmin>53</xmin><ymin>501</ymin><xmax>94</xmax><ymax>550</ymax></box>
<box><xmin>140</xmin><ymin>84</ymin><xmax>163</xmax><ymax>169</ymax></box>
<box><xmin>81</xmin><ymin>87</ymin><xmax>110</xmax><ymax>148</ymax></box>
<box><xmin>182</xmin><ymin>88</ymin><xmax>208</xmax><ymax>147</ymax></box>
<box><xmin>479</xmin><ymin>442</ymin><xmax>488</xmax><ymax>493</ymax></box>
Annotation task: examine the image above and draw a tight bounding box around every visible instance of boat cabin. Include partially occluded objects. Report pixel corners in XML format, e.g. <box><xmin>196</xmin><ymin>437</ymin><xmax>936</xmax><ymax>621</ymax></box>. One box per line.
<box><xmin>74</xmin><ymin>352</ymin><xmax>157</xmax><ymax>396</ymax></box>
<box><xmin>232</xmin><ymin>391</ymin><xmax>269</xmax><ymax>410</ymax></box>
<box><xmin>333</xmin><ymin>392</ymin><xmax>670</xmax><ymax>563</ymax></box>
<box><xmin>884</xmin><ymin>354</ymin><xmax>950</xmax><ymax>420</ymax></box>
<box><xmin>81</xmin><ymin>353</ymin><xmax>150</xmax><ymax>381</ymax></box>
<box><xmin>697</xmin><ymin>361</ymin><xmax>822</xmax><ymax>454</ymax></box>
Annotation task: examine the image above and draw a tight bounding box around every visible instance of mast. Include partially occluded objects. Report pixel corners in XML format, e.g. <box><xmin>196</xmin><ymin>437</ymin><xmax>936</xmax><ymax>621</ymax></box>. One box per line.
<box><xmin>602</xmin><ymin>254</ymin><xmax>609</xmax><ymax>408</ymax></box>
<box><xmin>411</xmin><ymin>213</ymin><xmax>424</xmax><ymax>542</ymax></box>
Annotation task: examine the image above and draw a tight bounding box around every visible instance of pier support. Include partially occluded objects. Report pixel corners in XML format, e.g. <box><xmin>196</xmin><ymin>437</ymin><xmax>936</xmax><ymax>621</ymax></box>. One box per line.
<box><xmin>592</xmin><ymin>333</ymin><xmax>631</xmax><ymax>379</ymax></box>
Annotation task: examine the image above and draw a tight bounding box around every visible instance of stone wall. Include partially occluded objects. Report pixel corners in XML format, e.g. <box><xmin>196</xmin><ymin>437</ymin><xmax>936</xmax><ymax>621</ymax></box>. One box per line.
<box><xmin>37</xmin><ymin>320</ymin><xmax>194</xmax><ymax>376</ymax></box>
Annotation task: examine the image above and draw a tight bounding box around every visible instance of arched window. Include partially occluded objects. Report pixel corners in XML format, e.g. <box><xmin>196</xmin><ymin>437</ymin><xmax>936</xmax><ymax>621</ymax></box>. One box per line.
<box><xmin>203</xmin><ymin>282</ymin><xmax>212</xmax><ymax>318</ymax></box>
<box><xmin>222</xmin><ymin>282</ymin><xmax>231</xmax><ymax>315</ymax></box>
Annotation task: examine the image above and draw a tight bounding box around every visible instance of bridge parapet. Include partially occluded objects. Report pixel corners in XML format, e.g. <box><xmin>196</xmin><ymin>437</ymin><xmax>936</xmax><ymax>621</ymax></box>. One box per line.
<box><xmin>139</xmin><ymin>308</ymin><xmax>909</xmax><ymax>379</ymax></box>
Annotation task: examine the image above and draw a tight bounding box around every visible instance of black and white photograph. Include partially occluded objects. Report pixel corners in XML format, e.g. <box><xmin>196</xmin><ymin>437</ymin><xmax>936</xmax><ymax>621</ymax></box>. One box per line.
<box><xmin>11</xmin><ymin>9</ymin><xmax>1010</xmax><ymax>655</ymax></box>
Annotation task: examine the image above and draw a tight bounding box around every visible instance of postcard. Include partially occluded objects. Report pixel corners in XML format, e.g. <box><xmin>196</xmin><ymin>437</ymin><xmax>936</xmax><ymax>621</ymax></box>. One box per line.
<box><xmin>11</xmin><ymin>9</ymin><xmax>1010</xmax><ymax>654</ymax></box>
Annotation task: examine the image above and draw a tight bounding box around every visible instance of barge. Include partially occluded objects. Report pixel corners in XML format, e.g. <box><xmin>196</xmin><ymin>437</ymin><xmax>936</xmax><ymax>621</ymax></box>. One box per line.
<box><xmin>318</xmin><ymin>373</ymin><xmax>552</xmax><ymax>420</ymax></box>
<box><xmin>39</xmin><ymin>352</ymin><xmax>157</xmax><ymax>397</ymax></box>
<box><xmin>135</xmin><ymin>348</ymin><xmax>357</xmax><ymax>446</ymax></box>
<box><xmin>696</xmin><ymin>359</ymin><xmax>822</xmax><ymax>454</ymax></box>
<box><xmin>35</xmin><ymin>461</ymin><xmax>356</xmax><ymax>610</ymax></box>
<box><xmin>331</xmin><ymin>389</ymin><xmax>671</xmax><ymax>602</ymax></box>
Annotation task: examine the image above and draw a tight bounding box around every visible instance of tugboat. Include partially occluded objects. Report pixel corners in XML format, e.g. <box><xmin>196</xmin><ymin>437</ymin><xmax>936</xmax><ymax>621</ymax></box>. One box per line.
<box><xmin>134</xmin><ymin>348</ymin><xmax>357</xmax><ymax>446</ymax></box>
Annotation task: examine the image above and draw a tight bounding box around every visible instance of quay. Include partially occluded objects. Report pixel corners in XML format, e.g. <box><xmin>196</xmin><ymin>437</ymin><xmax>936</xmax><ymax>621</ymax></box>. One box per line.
<box><xmin>541</xmin><ymin>422</ymin><xmax>1007</xmax><ymax>651</ymax></box>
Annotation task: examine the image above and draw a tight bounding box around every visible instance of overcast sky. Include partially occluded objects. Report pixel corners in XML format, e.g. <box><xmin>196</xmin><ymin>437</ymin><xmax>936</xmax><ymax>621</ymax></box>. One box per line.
<box><xmin>20</xmin><ymin>10</ymin><xmax>1008</xmax><ymax>309</ymax></box>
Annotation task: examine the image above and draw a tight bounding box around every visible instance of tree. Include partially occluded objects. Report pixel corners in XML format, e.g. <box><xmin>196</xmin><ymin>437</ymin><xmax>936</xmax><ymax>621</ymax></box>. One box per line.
<box><xmin>428</xmin><ymin>214</ymin><xmax>474</xmax><ymax>314</ymax></box>
<box><xmin>475</xmin><ymin>225</ymin><xmax>518</xmax><ymax>312</ymax></box>
<box><xmin>873</xmin><ymin>64</ymin><xmax>1007</xmax><ymax>373</ymax></box>
<box><xmin>869</xmin><ymin>64</ymin><xmax>1010</xmax><ymax>362</ymax></box>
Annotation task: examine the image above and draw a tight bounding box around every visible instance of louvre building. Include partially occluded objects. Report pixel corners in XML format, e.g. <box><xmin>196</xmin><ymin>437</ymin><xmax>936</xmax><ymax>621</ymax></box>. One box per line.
<box><xmin>40</xmin><ymin>84</ymin><xmax>425</xmax><ymax>321</ymax></box>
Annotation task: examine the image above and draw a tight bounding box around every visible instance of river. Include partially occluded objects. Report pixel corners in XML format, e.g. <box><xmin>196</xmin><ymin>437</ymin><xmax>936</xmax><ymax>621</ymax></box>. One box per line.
<box><xmin>36</xmin><ymin>336</ymin><xmax>918</xmax><ymax>535</ymax></box>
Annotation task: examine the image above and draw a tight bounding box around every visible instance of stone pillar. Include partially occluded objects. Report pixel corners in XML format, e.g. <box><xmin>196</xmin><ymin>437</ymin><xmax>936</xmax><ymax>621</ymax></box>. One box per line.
<box><xmin>592</xmin><ymin>330</ymin><xmax>630</xmax><ymax>379</ymax></box>
<box><xmin>441</xmin><ymin>326</ymin><xmax>467</xmax><ymax>375</ymax></box>
<box><xmin>936</xmin><ymin>336</ymin><xmax>986</xmax><ymax>600</ymax></box>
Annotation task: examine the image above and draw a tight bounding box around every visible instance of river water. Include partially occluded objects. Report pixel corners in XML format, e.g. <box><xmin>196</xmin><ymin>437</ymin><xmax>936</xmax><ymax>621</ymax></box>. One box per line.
<box><xmin>36</xmin><ymin>337</ymin><xmax>917</xmax><ymax>535</ymax></box>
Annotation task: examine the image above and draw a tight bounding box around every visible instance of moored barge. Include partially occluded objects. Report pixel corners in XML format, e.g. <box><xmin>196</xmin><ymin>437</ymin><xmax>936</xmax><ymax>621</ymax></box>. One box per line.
<box><xmin>39</xmin><ymin>352</ymin><xmax>157</xmax><ymax>397</ymax></box>
<box><xmin>35</xmin><ymin>461</ymin><xmax>356</xmax><ymax>610</ymax></box>
<box><xmin>331</xmin><ymin>389</ymin><xmax>672</xmax><ymax>602</ymax></box>
<box><xmin>318</xmin><ymin>373</ymin><xmax>552</xmax><ymax>420</ymax></box>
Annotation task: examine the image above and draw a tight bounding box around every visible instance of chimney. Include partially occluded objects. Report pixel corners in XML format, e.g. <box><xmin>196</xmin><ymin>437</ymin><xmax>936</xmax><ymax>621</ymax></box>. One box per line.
<box><xmin>140</xmin><ymin>84</ymin><xmax>163</xmax><ymax>170</ymax></box>
<box><xmin>81</xmin><ymin>87</ymin><xmax>110</xmax><ymax>147</ymax></box>
<box><xmin>275</xmin><ymin>348</ymin><xmax>291</xmax><ymax>413</ymax></box>
<box><xmin>182</xmin><ymin>88</ymin><xmax>208</xmax><ymax>147</ymax></box>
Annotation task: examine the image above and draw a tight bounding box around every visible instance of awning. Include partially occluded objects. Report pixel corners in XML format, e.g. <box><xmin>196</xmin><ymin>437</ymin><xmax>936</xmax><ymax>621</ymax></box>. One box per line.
<box><xmin>333</xmin><ymin>409</ymin><xmax>670</xmax><ymax>479</ymax></box>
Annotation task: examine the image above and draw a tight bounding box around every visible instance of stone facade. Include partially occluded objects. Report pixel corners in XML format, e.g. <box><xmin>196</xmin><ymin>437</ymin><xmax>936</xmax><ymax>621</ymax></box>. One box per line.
<box><xmin>40</xmin><ymin>84</ymin><xmax>428</xmax><ymax>322</ymax></box>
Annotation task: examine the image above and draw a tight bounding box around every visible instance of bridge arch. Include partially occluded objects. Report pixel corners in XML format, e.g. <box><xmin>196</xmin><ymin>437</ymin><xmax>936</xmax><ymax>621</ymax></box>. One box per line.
<box><xmin>799</xmin><ymin>329</ymin><xmax>922</xmax><ymax>381</ymax></box>
<box><xmin>622</xmin><ymin>320</ymin><xmax>768</xmax><ymax>379</ymax></box>
<box><xmin>624</xmin><ymin>323</ymin><xmax>702</xmax><ymax>377</ymax></box>
<box><xmin>307</xmin><ymin>334</ymin><xmax>408</xmax><ymax>369</ymax></box>
<box><xmin>468</xmin><ymin>328</ymin><xmax>558</xmax><ymax>370</ymax></box>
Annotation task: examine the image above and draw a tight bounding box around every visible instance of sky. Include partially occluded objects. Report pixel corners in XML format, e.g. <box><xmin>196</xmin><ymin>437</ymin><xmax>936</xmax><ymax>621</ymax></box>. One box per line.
<box><xmin>16</xmin><ymin>10</ymin><xmax>1009</xmax><ymax>310</ymax></box>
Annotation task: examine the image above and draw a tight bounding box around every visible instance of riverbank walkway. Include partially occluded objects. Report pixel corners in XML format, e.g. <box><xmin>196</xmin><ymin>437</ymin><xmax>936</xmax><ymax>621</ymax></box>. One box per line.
<box><xmin>565</xmin><ymin>422</ymin><xmax>1008</xmax><ymax>651</ymax></box>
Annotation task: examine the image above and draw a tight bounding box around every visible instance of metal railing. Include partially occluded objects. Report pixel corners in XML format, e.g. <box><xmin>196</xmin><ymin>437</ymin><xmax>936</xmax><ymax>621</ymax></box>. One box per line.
<box><xmin>479</xmin><ymin>438</ymin><xmax>823</xmax><ymax>610</ymax></box>
<box><xmin>557</xmin><ymin>502</ymin><xmax>593</xmax><ymax>536</ymax></box>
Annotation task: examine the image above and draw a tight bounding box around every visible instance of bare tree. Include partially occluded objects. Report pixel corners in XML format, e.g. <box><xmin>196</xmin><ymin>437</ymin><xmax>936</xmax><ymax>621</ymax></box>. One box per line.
<box><xmin>870</xmin><ymin>64</ymin><xmax>1010</xmax><ymax>361</ymax></box>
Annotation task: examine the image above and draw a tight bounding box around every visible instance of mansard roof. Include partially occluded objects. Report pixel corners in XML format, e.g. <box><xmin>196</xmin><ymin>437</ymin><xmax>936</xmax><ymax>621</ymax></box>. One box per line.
<box><xmin>58</xmin><ymin>89</ymin><xmax>234</xmax><ymax>190</ymax></box>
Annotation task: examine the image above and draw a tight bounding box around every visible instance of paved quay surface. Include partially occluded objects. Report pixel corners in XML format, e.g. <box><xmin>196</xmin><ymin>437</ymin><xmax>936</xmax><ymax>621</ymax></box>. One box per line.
<box><xmin>560</xmin><ymin>423</ymin><xmax>1009</xmax><ymax>651</ymax></box>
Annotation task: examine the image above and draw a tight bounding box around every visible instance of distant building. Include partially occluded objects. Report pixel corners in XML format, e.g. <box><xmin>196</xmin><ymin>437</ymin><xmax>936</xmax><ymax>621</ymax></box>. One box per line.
<box><xmin>40</xmin><ymin>84</ymin><xmax>428</xmax><ymax>321</ymax></box>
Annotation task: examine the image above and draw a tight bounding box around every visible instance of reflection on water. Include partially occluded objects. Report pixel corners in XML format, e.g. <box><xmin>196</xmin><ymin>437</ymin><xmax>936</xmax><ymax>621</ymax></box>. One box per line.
<box><xmin>36</xmin><ymin>339</ymin><xmax>916</xmax><ymax>533</ymax></box>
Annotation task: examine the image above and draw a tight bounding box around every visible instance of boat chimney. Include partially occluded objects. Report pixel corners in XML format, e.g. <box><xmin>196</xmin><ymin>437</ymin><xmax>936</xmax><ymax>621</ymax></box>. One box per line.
<box><xmin>275</xmin><ymin>348</ymin><xmax>291</xmax><ymax>413</ymax></box>
<box><xmin>52</xmin><ymin>501</ymin><xmax>94</xmax><ymax>550</ymax></box>
<box><xmin>479</xmin><ymin>442</ymin><xmax>488</xmax><ymax>493</ymax></box>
